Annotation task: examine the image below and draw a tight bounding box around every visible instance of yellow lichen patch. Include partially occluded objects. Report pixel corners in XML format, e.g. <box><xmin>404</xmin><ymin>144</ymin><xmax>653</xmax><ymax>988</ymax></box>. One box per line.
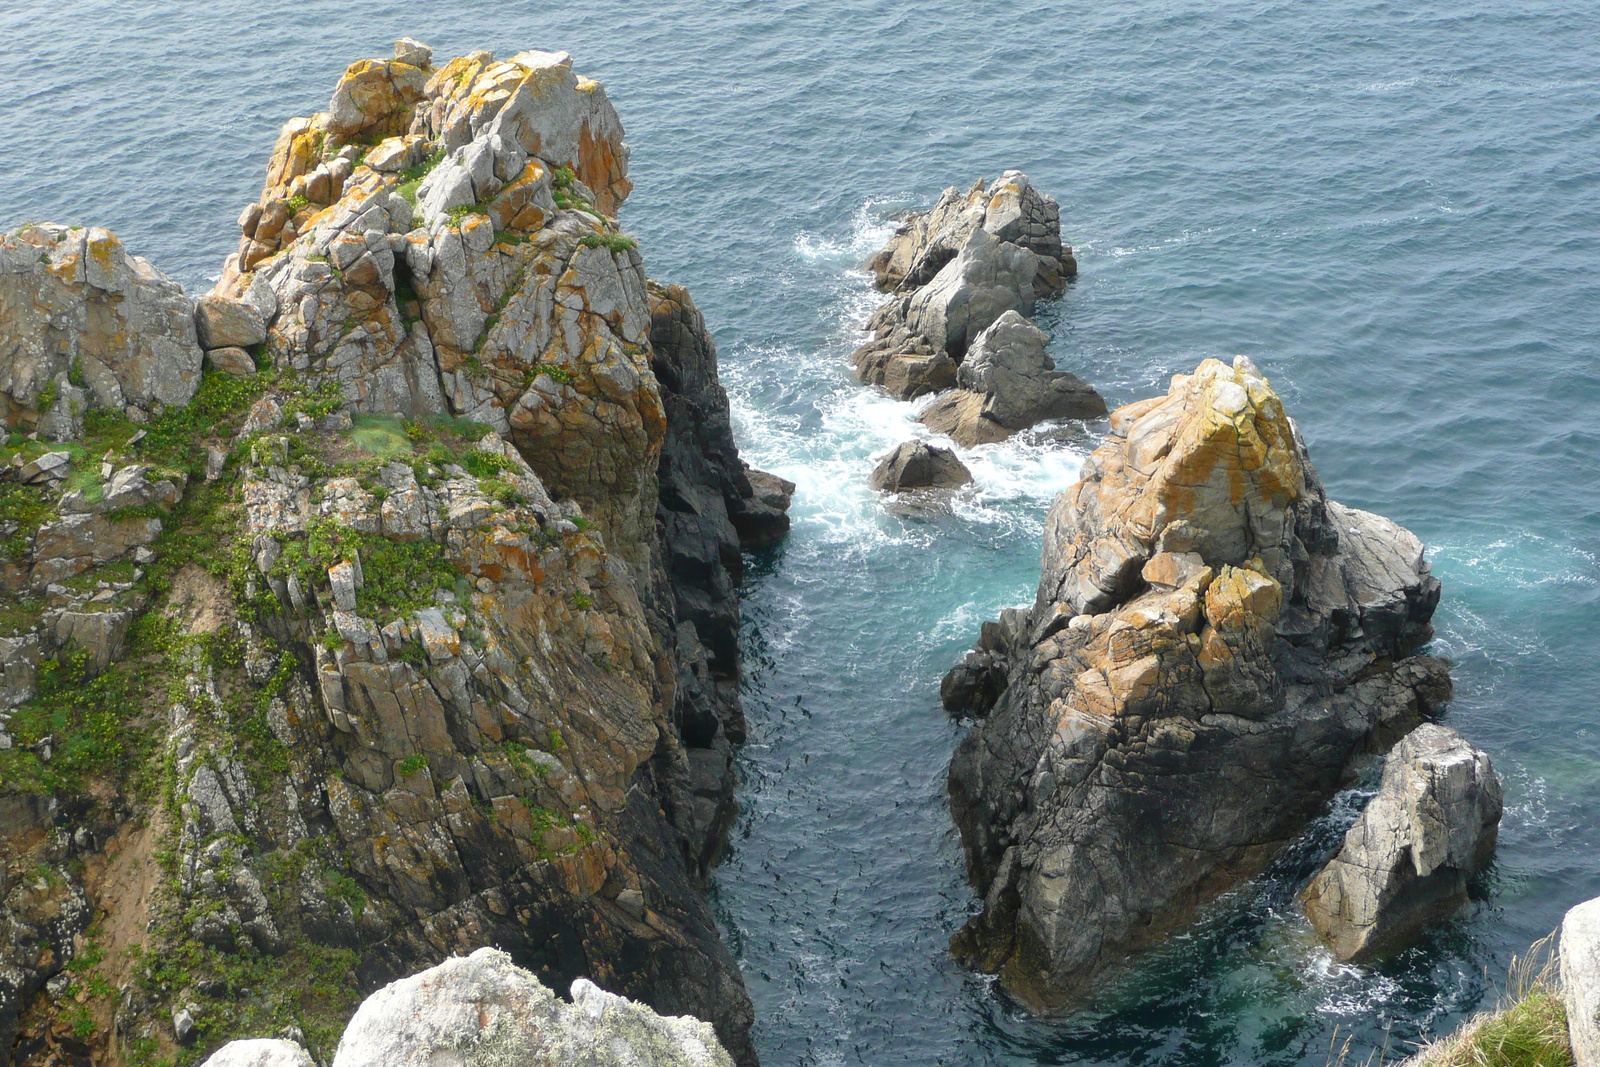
<box><xmin>86</xmin><ymin>232</ymin><xmax>119</xmax><ymax>277</ymax></box>
<box><xmin>1202</xmin><ymin>563</ymin><xmax>1282</xmax><ymax>633</ymax></box>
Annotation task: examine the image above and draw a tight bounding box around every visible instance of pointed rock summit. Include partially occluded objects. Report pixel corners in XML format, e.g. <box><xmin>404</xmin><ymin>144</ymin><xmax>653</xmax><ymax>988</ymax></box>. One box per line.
<box><xmin>943</xmin><ymin>356</ymin><xmax>1451</xmax><ymax>1010</ymax></box>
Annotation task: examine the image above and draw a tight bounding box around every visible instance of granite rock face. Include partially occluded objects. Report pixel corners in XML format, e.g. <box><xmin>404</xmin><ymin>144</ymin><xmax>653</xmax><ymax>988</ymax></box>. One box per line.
<box><xmin>199</xmin><ymin>1039</ymin><xmax>317</xmax><ymax>1067</ymax></box>
<box><xmin>869</xmin><ymin>440</ymin><xmax>972</xmax><ymax>492</ymax></box>
<box><xmin>1563</xmin><ymin>896</ymin><xmax>1600</xmax><ymax>1067</ymax></box>
<box><xmin>0</xmin><ymin>224</ymin><xmax>203</xmax><ymax>437</ymax></box>
<box><xmin>330</xmin><ymin>947</ymin><xmax>733</xmax><ymax>1067</ymax></box>
<box><xmin>854</xmin><ymin>172</ymin><xmax>1075</xmax><ymax>402</ymax></box>
<box><xmin>943</xmin><ymin>356</ymin><xmax>1450</xmax><ymax>1010</ymax></box>
<box><xmin>918</xmin><ymin>311</ymin><xmax>1105</xmax><ymax>446</ymax></box>
<box><xmin>0</xmin><ymin>40</ymin><xmax>781</xmax><ymax>1067</ymax></box>
<box><xmin>1301</xmin><ymin>723</ymin><xmax>1501</xmax><ymax>962</ymax></box>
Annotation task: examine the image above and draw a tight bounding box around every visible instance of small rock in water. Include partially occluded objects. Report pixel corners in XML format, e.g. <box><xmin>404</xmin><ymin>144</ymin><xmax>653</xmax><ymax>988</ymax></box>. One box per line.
<box><xmin>1301</xmin><ymin>722</ymin><xmax>1502</xmax><ymax>962</ymax></box>
<box><xmin>869</xmin><ymin>440</ymin><xmax>972</xmax><ymax>492</ymax></box>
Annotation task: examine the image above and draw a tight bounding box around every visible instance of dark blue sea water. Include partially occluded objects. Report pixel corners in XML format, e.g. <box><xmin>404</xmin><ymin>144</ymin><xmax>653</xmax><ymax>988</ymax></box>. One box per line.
<box><xmin>8</xmin><ymin>3</ymin><xmax>1600</xmax><ymax>1064</ymax></box>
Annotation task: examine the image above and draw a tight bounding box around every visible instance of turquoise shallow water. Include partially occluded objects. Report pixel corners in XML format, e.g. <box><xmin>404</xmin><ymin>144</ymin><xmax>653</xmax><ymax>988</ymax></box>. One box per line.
<box><xmin>7</xmin><ymin>2</ymin><xmax>1600</xmax><ymax>1063</ymax></box>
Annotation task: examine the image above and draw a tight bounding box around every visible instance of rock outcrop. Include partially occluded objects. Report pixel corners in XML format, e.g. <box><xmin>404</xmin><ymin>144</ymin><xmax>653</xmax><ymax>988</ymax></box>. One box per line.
<box><xmin>869</xmin><ymin>440</ymin><xmax>972</xmax><ymax>492</ymax></box>
<box><xmin>853</xmin><ymin>172</ymin><xmax>1074</xmax><ymax>402</ymax></box>
<box><xmin>1565</xmin><ymin>896</ymin><xmax>1600</xmax><ymax>1067</ymax></box>
<box><xmin>917</xmin><ymin>311</ymin><xmax>1105</xmax><ymax>446</ymax></box>
<box><xmin>942</xmin><ymin>356</ymin><xmax>1451</xmax><ymax>1010</ymax></box>
<box><xmin>326</xmin><ymin>947</ymin><xmax>733</xmax><ymax>1067</ymax></box>
<box><xmin>0</xmin><ymin>39</ymin><xmax>784</xmax><ymax>1067</ymax></box>
<box><xmin>199</xmin><ymin>1039</ymin><xmax>316</xmax><ymax>1067</ymax></box>
<box><xmin>0</xmin><ymin>224</ymin><xmax>203</xmax><ymax>439</ymax></box>
<box><xmin>1301</xmin><ymin>723</ymin><xmax>1501</xmax><ymax>962</ymax></box>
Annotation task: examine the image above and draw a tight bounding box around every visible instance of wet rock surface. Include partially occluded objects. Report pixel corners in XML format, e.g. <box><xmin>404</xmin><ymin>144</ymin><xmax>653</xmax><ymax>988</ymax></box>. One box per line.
<box><xmin>942</xmin><ymin>356</ymin><xmax>1451</xmax><ymax>1010</ymax></box>
<box><xmin>1301</xmin><ymin>722</ymin><xmax>1501</xmax><ymax>962</ymax></box>
<box><xmin>869</xmin><ymin>440</ymin><xmax>972</xmax><ymax>492</ymax></box>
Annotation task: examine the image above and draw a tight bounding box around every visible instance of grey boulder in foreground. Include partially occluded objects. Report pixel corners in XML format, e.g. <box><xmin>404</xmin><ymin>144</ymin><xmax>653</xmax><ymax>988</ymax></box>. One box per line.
<box><xmin>199</xmin><ymin>1040</ymin><xmax>316</xmax><ymax>1067</ymax></box>
<box><xmin>1301</xmin><ymin>723</ymin><xmax>1501</xmax><ymax>962</ymax></box>
<box><xmin>324</xmin><ymin>947</ymin><xmax>734</xmax><ymax>1067</ymax></box>
<box><xmin>1565</xmin><ymin>897</ymin><xmax>1600</xmax><ymax>1067</ymax></box>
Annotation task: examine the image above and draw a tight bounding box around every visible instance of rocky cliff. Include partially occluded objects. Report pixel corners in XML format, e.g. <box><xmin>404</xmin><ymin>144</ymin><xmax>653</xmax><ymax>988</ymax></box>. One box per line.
<box><xmin>942</xmin><ymin>356</ymin><xmax>1451</xmax><ymax>1010</ymax></box>
<box><xmin>0</xmin><ymin>39</ymin><xmax>783</xmax><ymax>1067</ymax></box>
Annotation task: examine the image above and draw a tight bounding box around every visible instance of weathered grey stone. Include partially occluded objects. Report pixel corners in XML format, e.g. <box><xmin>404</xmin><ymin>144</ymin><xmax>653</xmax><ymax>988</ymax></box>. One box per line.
<box><xmin>18</xmin><ymin>451</ymin><xmax>69</xmax><ymax>484</ymax></box>
<box><xmin>331</xmin><ymin>948</ymin><xmax>734</xmax><ymax>1067</ymax></box>
<box><xmin>195</xmin><ymin>294</ymin><xmax>267</xmax><ymax>349</ymax></box>
<box><xmin>944</xmin><ymin>356</ymin><xmax>1451</xmax><ymax>1010</ymax></box>
<box><xmin>1564</xmin><ymin>896</ymin><xmax>1600</xmax><ymax>1067</ymax></box>
<box><xmin>904</xmin><ymin>228</ymin><xmax>1037</xmax><ymax>362</ymax></box>
<box><xmin>393</xmin><ymin>37</ymin><xmax>433</xmax><ymax>67</ymax></box>
<box><xmin>0</xmin><ymin>224</ymin><xmax>202</xmax><ymax>429</ymax></box>
<box><xmin>1302</xmin><ymin>723</ymin><xmax>1501</xmax><ymax>961</ymax></box>
<box><xmin>954</xmin><ymin>310</ymin><xmax>1105</xmax><ymax>429</ymax></box>
<box><xmin>198</xmin><ymin>1039</ymin><xmax>316</xmax><ymax>1067</ymax></box>
<box><xmin>870</xmin><ymin>440</ymin><xmax>972</xmax><ymax>491</ymax></box>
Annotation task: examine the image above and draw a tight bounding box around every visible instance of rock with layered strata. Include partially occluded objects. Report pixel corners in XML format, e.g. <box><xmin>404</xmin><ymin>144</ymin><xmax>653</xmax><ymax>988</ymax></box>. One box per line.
<box><xmin>870</xmin><ymin>440</ymin><xmax>972</xmax><ymax>491</ymax></box>
<box><xmin>331</xmin><ymin>948</ymin><xmax>734</xmax><ymax>1067</ymax></box>
<box><xmin>1302</xmin><ymin>723</ymin><xmax>1501</xmax><ymax>962</ymax></box>
<box><xmin>943</xmin><ymin>356</ymin><xmax>1450</xmax><ymax>1010</ymax></box>
<box><xmin>0</xmin><ymin>223</ymin><xmax>202</xmax><ymax>436</ymax></box>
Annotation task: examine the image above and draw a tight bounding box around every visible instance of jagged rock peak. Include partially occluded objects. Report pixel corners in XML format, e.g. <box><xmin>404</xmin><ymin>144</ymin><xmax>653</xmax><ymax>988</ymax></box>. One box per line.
<box><xmin>867</xmin><ymin>170</ymin><xmax>1075</xmax><ymax>296</ymax></box>
<box><xmin>327</xmin><ymin>948</ymin><xmax>735</xmax><ymax>1067</ymax></box>
<box><xmin>0</xmin><ymin>223</ymin><xmax>202</xmax><ymax>439</ymax></box>
<box><xmin>1302</xmin><ymin>723</ymin><xmax>1502</xmax><ymax>962</ymax></box>
<box><xmin>943</xmin><ymin>355</ymin><xmax>1451</xmax><ymax>1011</ymax></box>
<box><xmin>870</xmin><ymin>439</ymin><xmax>973</xmax><ymax>492</ymax></box>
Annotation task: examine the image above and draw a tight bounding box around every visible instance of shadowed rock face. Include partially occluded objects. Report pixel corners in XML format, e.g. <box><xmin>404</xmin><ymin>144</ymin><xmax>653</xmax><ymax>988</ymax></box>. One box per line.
<box><xmin>942</xmin><ymin>356</ymin><xmax>1449</xmax><ymax>1011</ymax></box>
<box><xmin>0</xmin><ymin>39</ymin><xmax>781</xmax><ymax>1066</ymax></box>
<box><xmin>1301</xmin><ymin>723</ymin><xmax>1501</xmax><ymax>962</ymax></box>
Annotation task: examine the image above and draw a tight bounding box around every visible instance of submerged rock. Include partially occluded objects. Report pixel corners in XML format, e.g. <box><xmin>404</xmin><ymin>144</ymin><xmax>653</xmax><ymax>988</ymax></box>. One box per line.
<box><xmin>0</xmin><ymin>223</ymin><xmax>202</xmax><ymax>436</ymax></box>
<box><xmin>331</xmin><ymin>948</ymin><xmax>734</xmax><ymax>1067</ymax></box>
<box><xmin>1301</xmin><ymin>723</ymin><xmax>1501</xmax><ymax>961</ymax></box>
<box><xmin>870</xmin><ymin>440</ymin><xmax>972</xmax><ymax>492</ymax></box>
<box><xmin>943</xmin><ymin>356</ymin><xmax>1451</xmax><ymax>1010</ymax></box>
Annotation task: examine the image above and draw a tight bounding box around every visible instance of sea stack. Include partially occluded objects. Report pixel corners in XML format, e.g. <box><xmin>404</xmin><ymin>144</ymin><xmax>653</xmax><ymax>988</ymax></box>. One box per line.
<box><xmin>0</xmin><ymin>40</ymin><xmax>784</xmax><ymax>1065</ymax></box>
<box><xmin>942</xmin><ymin>356</ymin><xmax>1450</xmax><ymax>1010</ymax></box>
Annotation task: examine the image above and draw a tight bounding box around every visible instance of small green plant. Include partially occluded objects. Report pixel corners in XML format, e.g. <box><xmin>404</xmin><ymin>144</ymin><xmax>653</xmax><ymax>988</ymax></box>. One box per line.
<box><xmin>570</xmin><ymin>592</ymin><xmax>592</xmax><ymax>610</ymax></box>
<box><xmin>397</xmin><ymin>754</ymin><xmax>428</xmax><ymax>775</ymax></box>
<box><xmin>460</xmin><ymin>449</ymin><xmax>514</xmax><ymax>478</ymax></box>
<box><xmin>530</xmin><ymin>363</ymin><xmax>576</xmax><ymax>387</ymax></box>
<box><xmin>547</xmin><ymin>728</ymin><xmax>566</xmax><ymax>753</ymax></box>
<box><xmin>493</xmin><ymin>229</ymin><xmax>530</xmax><ymax>247</ymax></box>
<box><xmin>36</xmin><ymin>379</ymin><xmax>58</xmax><ymax>410</ymax></box>
<box><xmin>286</xmin><ymin>194</ymin><xmax>310</xmax><ymax>214</ymax></box>
<box><xmin>323</xmin><ymin>870</ymin><xmax>368</xmax><ymax>917</ymax></box>
<box><xmin>578</xmin><ymin>233</ymin><xmax>637</xmax><ymax>253</ymax></box>
<box><xmin>67</xmin><ymin>359</ymin><xmax>86</xmax><ymax>388</ymax></box>
<box><xmin>445</xmin><ymin>203</ymin><xmax>488</xmax><ymax>226</ymax></box>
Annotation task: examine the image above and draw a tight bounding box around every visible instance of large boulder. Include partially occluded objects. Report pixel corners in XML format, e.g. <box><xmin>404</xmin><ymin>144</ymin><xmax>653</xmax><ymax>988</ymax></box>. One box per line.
<box><xmin>0</xmin><ymin>223</ymin><xmax>202</xmax><ymax>436</ymax></box>
<box><xmin>943</xmin><ymin>356</ymin><xmax>1451</xmax><ymax>1010</ymax></box>
<box><xmin>853</xmin><ymin>171</ymin><xmax>1073</xmax><ymax>401</ymax></box>
<box><xmin>1565</xmin><ymin>897</ymin><xmax>1600</xmax><ymax>1067</ymax></box>
<box><xmin>1301</xmin><ymin>723</ymin><xmax>1502</xmax><ymax>962</ymax></box>
<box><xmin>870</xmin><ymin>440</ymin><xmax>973</xmax><ymax>491</ymax></box>
<box><xmin>917</xmin><ymin>311</ymin><xmax>1105</xmax><ymax>446</ymax></box>
<box><xmin>331</xmin><ymin>948</ymin><xmax>734</xmax><ymax>1067</ymax></box>
<box><xmin>199</xmin><ymin>1040</ymin><xmax>316</xmax><ymax>1067</ymax></box>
